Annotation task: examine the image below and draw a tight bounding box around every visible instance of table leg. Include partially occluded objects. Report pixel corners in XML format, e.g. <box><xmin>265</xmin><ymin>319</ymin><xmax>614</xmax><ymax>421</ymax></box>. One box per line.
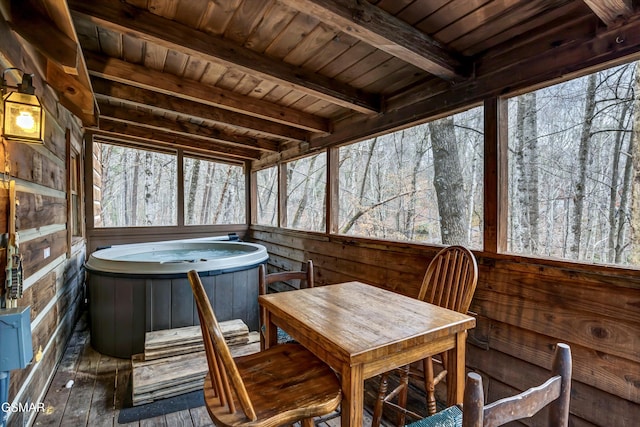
<box><xmin>447</xmin><ymin>331</ymin><xmax>468</xmax><ymax>406</ymax></box>
<box><xmin>262</xmin><ymin>310</ymin><xmax>278</xmax><ymax>349</ymax></box>
<box><xmin>340</xmin><ymin>364</ymin><xmax>364</xmax><ymax>427</ymax></box>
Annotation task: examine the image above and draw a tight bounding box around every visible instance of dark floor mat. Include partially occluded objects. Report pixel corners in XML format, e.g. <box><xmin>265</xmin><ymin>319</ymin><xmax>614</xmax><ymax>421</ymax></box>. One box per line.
<box><xmin>117</xmin><ymin>390</ymin><xmax>204</xmax><ymax>424</ymax></box>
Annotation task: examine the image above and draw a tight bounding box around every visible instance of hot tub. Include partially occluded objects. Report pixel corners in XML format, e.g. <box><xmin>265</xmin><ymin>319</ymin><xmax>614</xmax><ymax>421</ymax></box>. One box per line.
<box><xmin>85</xmin><ymin>237</ymin><xmax>268</xmax><ymax>358</ymax></box>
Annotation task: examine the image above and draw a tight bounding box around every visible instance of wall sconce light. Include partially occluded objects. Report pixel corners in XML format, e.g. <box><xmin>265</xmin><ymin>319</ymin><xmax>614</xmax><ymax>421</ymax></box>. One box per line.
<box><xmin>1</xmin><ymin>68</ymin><xmax>44</xmax><ymax>144</ymax></box>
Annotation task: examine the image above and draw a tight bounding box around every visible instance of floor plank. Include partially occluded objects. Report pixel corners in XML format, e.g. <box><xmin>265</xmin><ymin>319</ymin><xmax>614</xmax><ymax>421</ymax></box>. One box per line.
<box><xmin>165</xmin><ymin>409</ymin><xmax>195</xmax><ymax>427</ymax></box>
<box><xmin>189</xmin><ymin>406</ymin><xmax>214</xmax><ymax>427</ymax></box>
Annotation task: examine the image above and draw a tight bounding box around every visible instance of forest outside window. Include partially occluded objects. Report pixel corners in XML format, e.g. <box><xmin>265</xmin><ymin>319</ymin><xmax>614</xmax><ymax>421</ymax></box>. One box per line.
<box><xmin>255</xmin><ymin>166</ymin><xmax>278</xmax><ymax>226</ymax></box>
<box><xmin>183</xmin><ymin>156</ymin><xmax>245</xmax><ymax>225</ymax></box>
<box><xmin>285</xmin><ymin>153</ymin><xmax>326</xmax><ymax>232</ymax></box>
<box><xmin>93</xmin><ymin>142</ymin><xmax>177</xmax><ymax>227</ymax></box>
<box><xmin>506</xmin><ymin>60</ymin><xmax>639</xmax><ymax>267</ymax></box>
<box><xmin>338</xmin><ymin>107</ymin><xmax>484</xmax><ymax>248</ymax></box>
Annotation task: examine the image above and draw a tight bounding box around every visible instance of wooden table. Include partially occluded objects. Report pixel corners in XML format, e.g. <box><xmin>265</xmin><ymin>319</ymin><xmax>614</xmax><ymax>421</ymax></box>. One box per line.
<box><xmin>259</xmin><ymin>281</ymin><xmax>476</xmax><ymax>427</ymax></box>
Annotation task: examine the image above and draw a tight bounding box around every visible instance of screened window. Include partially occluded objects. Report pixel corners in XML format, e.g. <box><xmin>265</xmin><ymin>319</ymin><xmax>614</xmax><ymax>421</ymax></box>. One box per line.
<box><xmin>256</xmin><ymin>167</ymin><xmax>278</xmax><ymax>226</ymax></box>
<box><xmin>184</xmin><ymin>156</ymin><xmax>245</xmax><ymax>225</ymax></box>
<box><xmin>339</xmin><ymin>107</ymin><xmax>484</xmax><ymax>247</ymax></box>
<box><xmin>285</xmin><ymin>153</ymin><xmax>326</xmax><ymax>231</ymax></box>
<box><xmin>506</xmin><ymin>62</ymin><xmax>638</xmax><ymax>266</ymax></box>
<box><xmin>94</xmin><ymin>142</ymin><xmax>177</xmax><ymax>227</ymax></box>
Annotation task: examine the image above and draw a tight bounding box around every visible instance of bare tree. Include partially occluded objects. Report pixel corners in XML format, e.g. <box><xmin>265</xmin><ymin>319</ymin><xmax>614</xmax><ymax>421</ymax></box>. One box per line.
<box><xmin>200</xmin><ymin>162</ymin><xmax>216</xmax><ymax>223</ymax></box>
<box><xmin>630</xmin><ymin>61</ymin><xmax>640</xmax><ymax>264</ymax></box>
<box><xmin>186</xmin><ymin>158</ymin><xmax>201</xmax><ymax>224</ymax></box>
<box><xmin>514</xmin><ymin>92</ymin><xmax>540</xmax><ymax>253</ymax></box>
<box><xmin>429</xmin><ymin>117</ymin><xmax>467</xmax><ymax>245</ymax></box>
<box><xmin>130</xmin><ymin>151</ymin><xmax>140</xmax><ymax>225</ymax></box>
<box><xmin>571</xmin><ymin>73</ymin><xmax>597</xmax><ymax>258</ymax></box>
<box><xmin>607</xmin><ymin>79</ymin><xmax>633</xmax><ymax>262</ymax></box>
<box><xmin>340</xmin><ymin>138</ymin><xmax>378</xmax><ymax>234</ymax></box>
<box><xmin>213</xmin><ymin>167</ymin><xmax>232</xmax><ymax>223</ymax></box>
<box><xmin>144</xmin><ymin>152</ymin><xmax>155</xmax><ymax>225</ymax></box>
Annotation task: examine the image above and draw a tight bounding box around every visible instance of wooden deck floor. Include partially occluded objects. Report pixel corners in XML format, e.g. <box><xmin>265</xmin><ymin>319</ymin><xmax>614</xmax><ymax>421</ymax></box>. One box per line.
<box><xmin>33</xmin><ymin>314</ymin><xmax>399</xmax><ymax>427</ymax></box>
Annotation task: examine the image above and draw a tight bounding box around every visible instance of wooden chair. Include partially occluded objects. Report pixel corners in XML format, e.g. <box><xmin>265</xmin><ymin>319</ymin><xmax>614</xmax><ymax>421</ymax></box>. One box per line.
<box><xmin>406</xmin><ymin>343</ymin><xmax>572</xmax><ymax>427</ymax></box>
<box><xmin>372</xmin><ymin>246</ymin><xmax>478</xmax><ymax>427</ymax></box>
<box><xmin>258</xmin><ymin>260</ymin><xmax>314</xmax><ymax>349</ymax></box>
<box><xmin>187</xmin><ymin>270</ymin><xmax>342</xmax><ymax>426</ymax></box>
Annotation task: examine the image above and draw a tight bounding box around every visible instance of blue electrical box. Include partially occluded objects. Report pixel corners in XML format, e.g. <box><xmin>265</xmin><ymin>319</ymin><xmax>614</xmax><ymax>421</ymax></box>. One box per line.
<box><xmin>0</xmin><ymin>307</ymin><xmax>33</xmax><ymax>371</ymax></box>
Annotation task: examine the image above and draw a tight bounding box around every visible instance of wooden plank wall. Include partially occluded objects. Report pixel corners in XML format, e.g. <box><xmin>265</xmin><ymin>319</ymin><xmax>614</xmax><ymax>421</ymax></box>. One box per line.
<box><xmin>1</xmin><ymin>18</ymin><xmax>86</xmax><ymax>427</ymax></box>
<box><xmin>249</xmin><ymin>225</ymin><xmax>640</xmax><ymax>427</ymax></box>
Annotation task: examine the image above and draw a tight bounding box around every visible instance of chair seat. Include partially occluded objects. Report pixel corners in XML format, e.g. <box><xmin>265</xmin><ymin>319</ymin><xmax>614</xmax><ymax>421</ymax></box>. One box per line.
<box><xmin>405</xmin><ymin>406</ymin><xmax>462</xmax><ymax>427</ymax></box>
<box><xmin>204</xmin><ymin>343</ymin><xmax>342</xmax><ymax>426</ymax></box>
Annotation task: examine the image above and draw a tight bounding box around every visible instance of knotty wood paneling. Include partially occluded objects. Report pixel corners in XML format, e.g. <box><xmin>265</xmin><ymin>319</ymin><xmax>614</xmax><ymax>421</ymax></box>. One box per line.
<box><xmin>249</xmin><ymin>225</ymin><xmax>640</xmax><ymax>425</ymax></box>
<box><xmin>16</xmin><ymin>193</ymin><xmax>66</xmax><ymax>229</ymax></box>
<box><xmin>2</xmin><ymin>17</ymin><xmax>86</xmax><ymax>427</ymax></box>
<box><xmin>9</xmin><ymin>252</ymin><xmax>85</xmax><ymax>401</ymax></box>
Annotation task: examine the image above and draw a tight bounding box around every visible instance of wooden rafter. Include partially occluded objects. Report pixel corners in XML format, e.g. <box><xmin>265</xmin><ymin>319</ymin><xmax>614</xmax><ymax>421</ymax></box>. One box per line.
<box><xmin>279</xmin><ymin>0</ymin><xmax>468</xmax><ymax>80</ymax></box>
<box><xmin>67</xmin><ymin>0</ymin><xmax>381</xmax><ymax>114</ymax></box>
<box><xmin>85</xmin><ymin>52</ymin><xmax>331</xmax><ymax>133</ymax></box>
<box><xmin>582</xmin><ymin>0</ymin><xmax>635</xmax><ymax>26</ymax></box>
<box><xmin>8</xmin><ymin>8</ymin><xmax>78</xmax><ymax>74</ymax></box>
<box><xmin>97</xmin><ymin>101</ymin><xmax>278</xmax><ymax>153</ymax></box>
<box><xmin>91</xmin><ymin>77</ymin><xmax>309</xmax><ymax>143</ymax></box>
<box><xmin>93</xmin><ymin>118</ymin><xmax>262</xmax><ymax>160</ymax></box>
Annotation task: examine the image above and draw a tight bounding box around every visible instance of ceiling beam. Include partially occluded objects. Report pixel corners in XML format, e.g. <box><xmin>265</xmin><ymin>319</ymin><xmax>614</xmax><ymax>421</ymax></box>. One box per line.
<box><xmin>85</xmin><ymin>53</ymin><xmax>331</xmax><ymax>133</ymax></box>
<box><xmin>97</xmin><ymin>101</ymin><xmax>279</xmax><ymax>152</ymax></box>
<box><xmin>68</xmin><ymin>0</ymin><xmax>381</xmax><ymax>114</ymax></box>
<box><xmin>91</xmin><ymin>77</ymin><xmax>310</xmax><ymax>143</ymax></box>
<box><xmin>8</xmin><ymin>7</ymin><xmax>78</xmax><ymax>74</ymax></box>
<box><xmin>279</xmin><ymin>0</ymin><xmax>468</xmax><ymax>80</ymax></box>
<box><xmin>93</xmin><ymin>118</ymin><xmax>262</xmax><ymax>160</ymax></box>
<box><xmin>582</xmin><ymin>0</ymin><xmax>635</xmax><ymax>26</ymax></box>
<box><xmin>298</xmin><ymin>16</ymin><xmax>640</xmax><ymax>159</ymax></box>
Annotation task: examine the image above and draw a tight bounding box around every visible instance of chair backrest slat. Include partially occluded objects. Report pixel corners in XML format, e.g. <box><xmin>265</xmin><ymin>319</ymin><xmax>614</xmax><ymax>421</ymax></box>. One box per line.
<box><xmin>188</xmin><ymin>270</ymin><xmax>257</xmax><ymax>421</ymax></box>
<box><xmin>195</xmin><ymin>307</ymin><xmax>226</xmax><ymax>406</ymax></box>
<box><xmin>259</xmin><ymin>260</ymin><xmax>314</xmax><ymax>292</ymax></box>
<box><xmin>483</xmin><ymin>377</ymin><xmax>561</xmax><ymax>426</ymax></box>
<box><xmin>463</xmin><ymin>343</ymin><xmax>572</xmax><ymax>427</ymax></box>
<box><xmin>418</xmin><ymin>246</ymin><xmax>478</xmax><ymax>314</ymax></box>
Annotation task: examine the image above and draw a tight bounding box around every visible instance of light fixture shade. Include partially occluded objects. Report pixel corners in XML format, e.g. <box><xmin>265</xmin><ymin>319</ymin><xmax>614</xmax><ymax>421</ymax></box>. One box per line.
<box><xmin>2</xmin><ymin>90</ymin><xmax>44</xmax><ymax>143</ymax></box>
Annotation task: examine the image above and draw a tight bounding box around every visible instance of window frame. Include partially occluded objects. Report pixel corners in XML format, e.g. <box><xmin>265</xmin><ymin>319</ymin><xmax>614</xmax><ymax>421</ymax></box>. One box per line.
<box><xmin>67</xmin><ymin>129</ymin><xmax>84</xmax><ymax>257</ymax></box>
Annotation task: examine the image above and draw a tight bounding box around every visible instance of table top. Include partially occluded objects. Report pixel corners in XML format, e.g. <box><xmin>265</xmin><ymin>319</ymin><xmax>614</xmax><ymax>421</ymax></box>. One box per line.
<box><xmin>259</xmin><ymin>281</ymin><xmax>476</xmax><ymax>366</ymax></box>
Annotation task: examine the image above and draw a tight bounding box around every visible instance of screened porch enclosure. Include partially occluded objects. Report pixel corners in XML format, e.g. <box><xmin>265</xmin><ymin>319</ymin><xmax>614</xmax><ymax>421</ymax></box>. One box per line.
<box><xmin>1</xmin><ymin>1</ymin><xmax>639</xmax><ymax>426</ymax></box>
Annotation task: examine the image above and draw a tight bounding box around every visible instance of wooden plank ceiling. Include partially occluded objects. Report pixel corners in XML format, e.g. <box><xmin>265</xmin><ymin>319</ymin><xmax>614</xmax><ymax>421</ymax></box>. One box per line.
<box><xmin>40</xmin><ymin>1</ymin><xmax>640</xmax><ymax>163</ymax></box>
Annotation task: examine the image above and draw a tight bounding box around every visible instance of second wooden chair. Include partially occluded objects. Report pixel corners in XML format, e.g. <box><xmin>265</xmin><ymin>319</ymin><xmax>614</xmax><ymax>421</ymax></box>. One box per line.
<box><xmin>372</xmin><ymin>246</ymin><xmax>478</xmax><ymax>427</ymax></box>
<box><xmin>258</xmin><ymin>260</ymin><xmax>314</xmax><ymax>349</ymax></box>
